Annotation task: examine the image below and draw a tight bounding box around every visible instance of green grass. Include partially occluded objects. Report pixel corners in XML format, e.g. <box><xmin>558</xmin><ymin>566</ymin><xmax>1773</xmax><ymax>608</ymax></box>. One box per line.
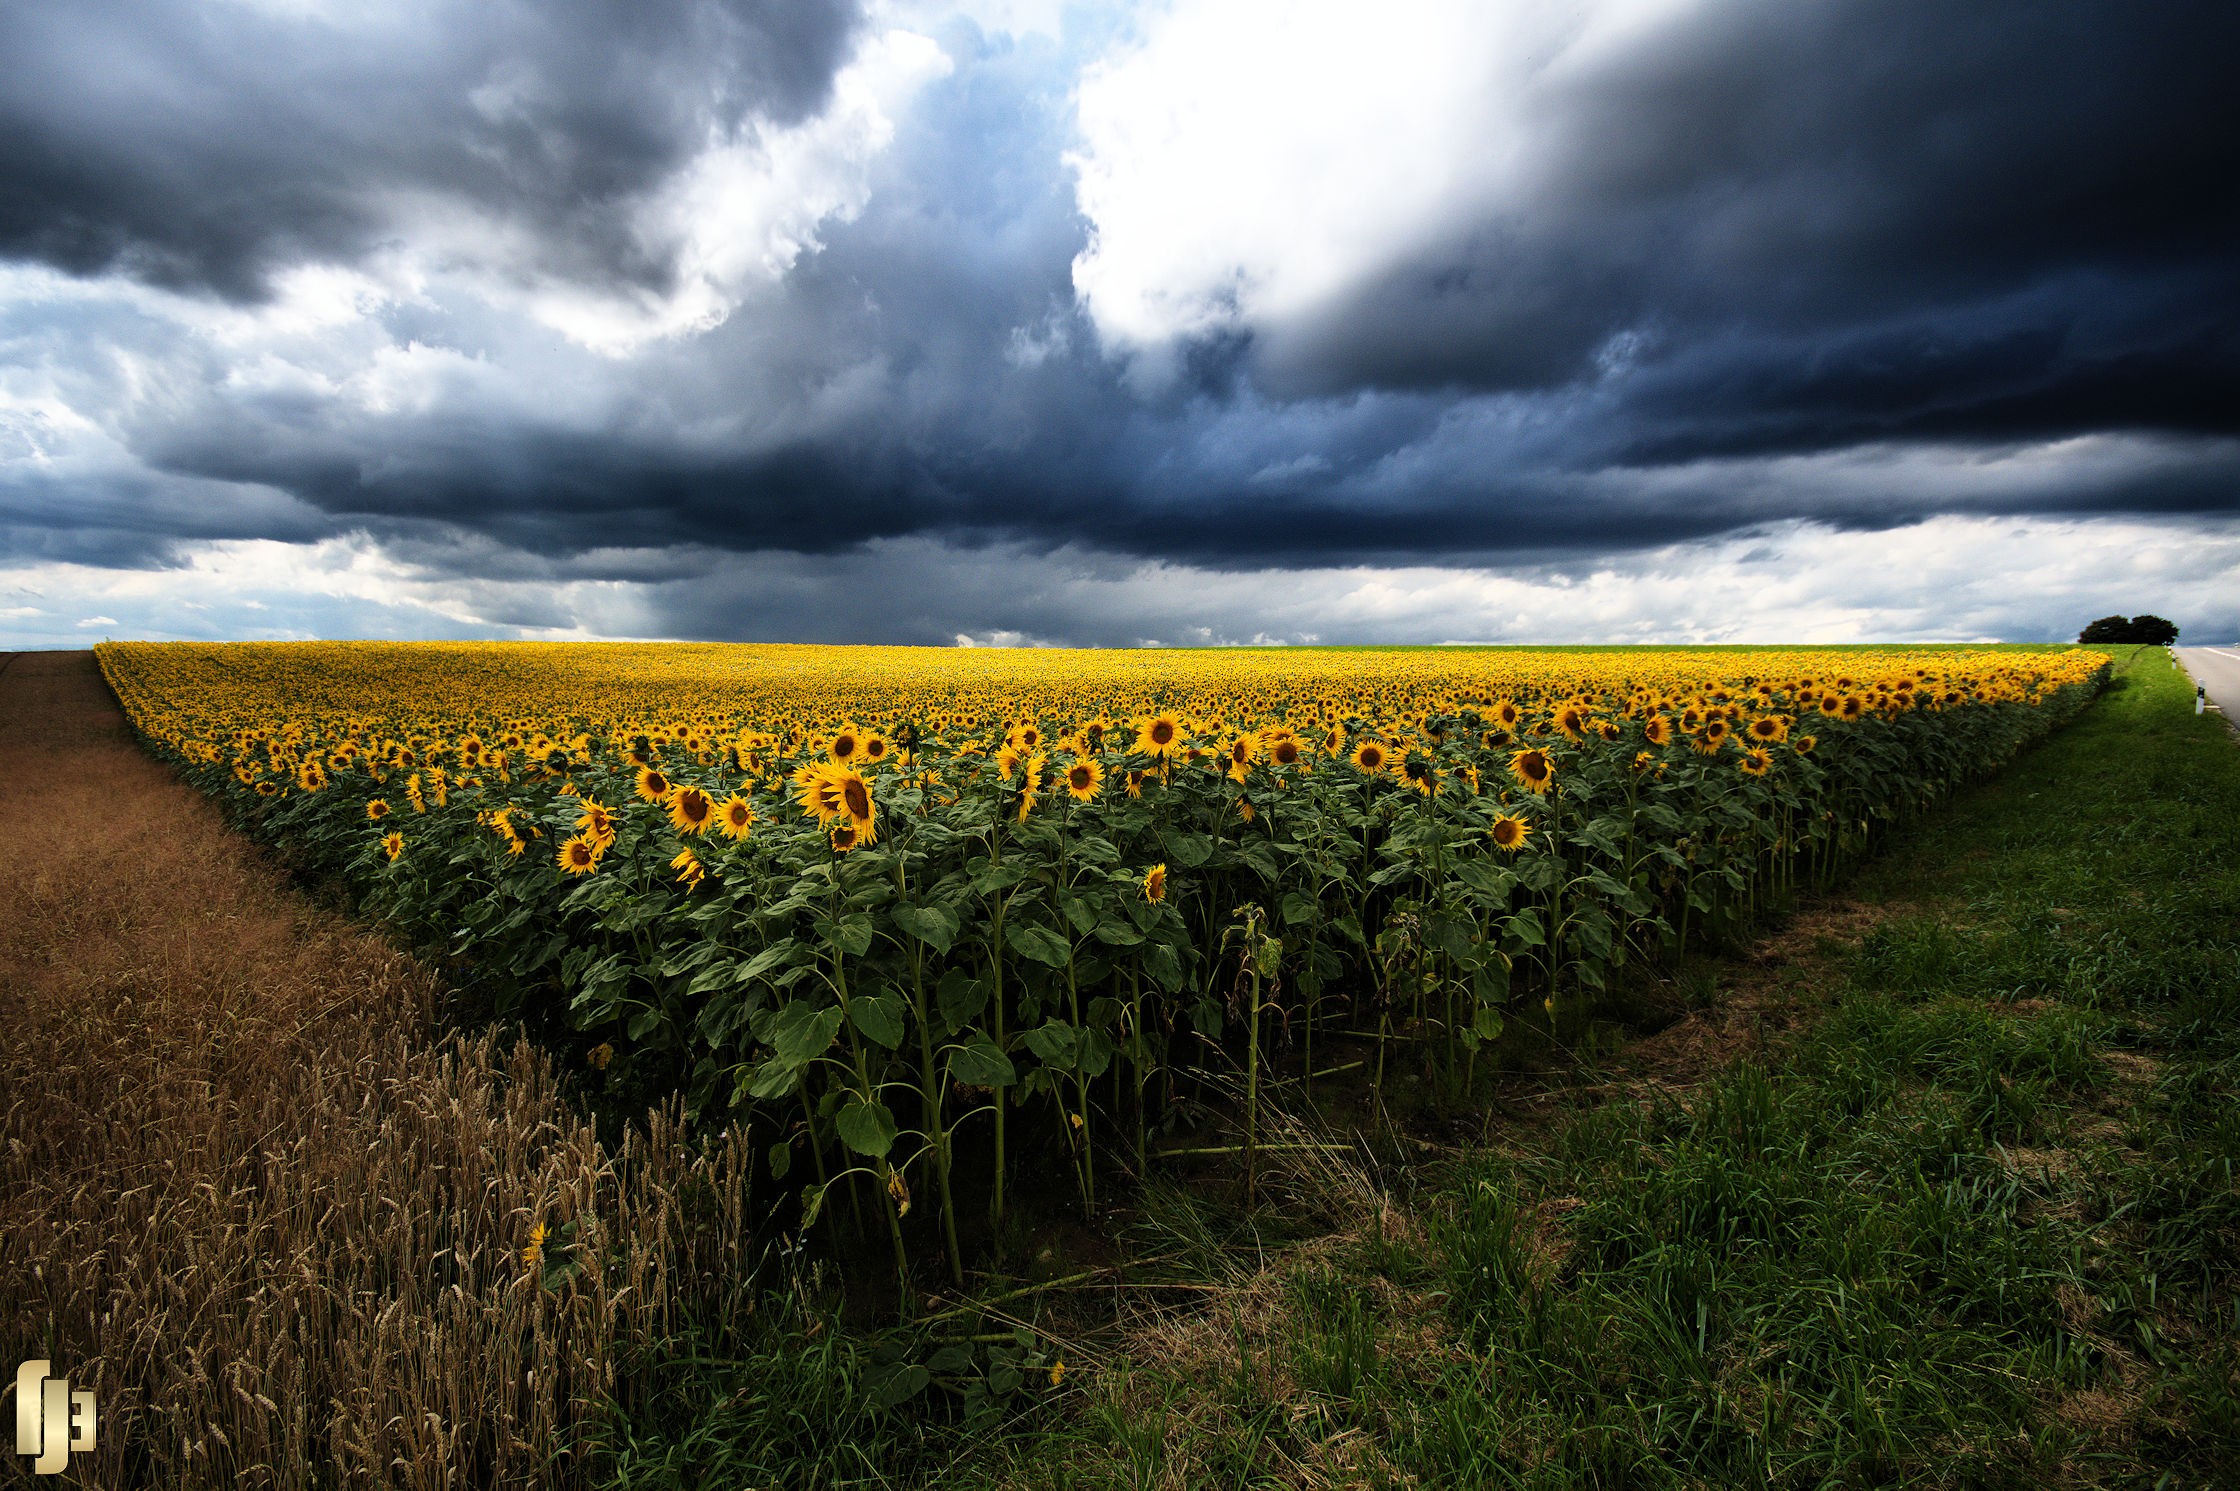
<box><xmin>602</xmin><ymin>649</ymin><xmax>2240</xmax><ymax>1489</ymax></box>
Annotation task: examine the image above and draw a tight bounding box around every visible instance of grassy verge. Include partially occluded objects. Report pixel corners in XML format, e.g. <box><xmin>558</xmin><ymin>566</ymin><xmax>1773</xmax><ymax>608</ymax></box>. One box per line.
<box><xmin>769</xmin><ymin>647</ymin><xmax>2234</xmax><ymax>1490</ymax></box>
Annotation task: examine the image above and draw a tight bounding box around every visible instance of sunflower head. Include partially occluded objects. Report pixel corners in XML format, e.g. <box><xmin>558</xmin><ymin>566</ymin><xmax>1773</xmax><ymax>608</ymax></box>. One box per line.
<box><xmin>1351</xmin><ymin>740</ymin><xmax>1388</xmax><ymax>775</ymax></box>
<box><xmin>1508</xmin><ymin>747</ymin><xmax>1554</xmax><ymax>794</ymax></box>
<box><xmin>668</xmin><ymin>784</ymin><xmax>715</xmax><ymax>835</ymax></box>
<box><xmin>1142</xmin><ymin>863</ymin><xmax>1168</xmax><ymax>903</ymax></box>
<box><xmin>558</xmin><ymin>835</ymin><xmax>600</xmax><ymax>875</ymax></box>
<box><xmin>718</xmin><ymin>793</ymin><xmax>756</xmax><ymax>839</ymax></box>
<box><xmin>366</xmin><ymin>799</ymin><xmax>390</xmax><ymax>820</ymax></box>
<box><xmin>1064</xmin><ymin>757</ymin><xmax>1104</xmax><ymax>802</ymax></box>
<box><xmin>1135</xmin><ymin>713</ymin><xmax>1181</xmax><ymax>757</ymax></box>
<box><xmin>635</xmin><ymin>765</ymin><xmax>672</xmax><ymax>802</ymax></box>
<box><xmin>1487</xmin><ymin>813</ymin><xmax>1531</xmax><ymax>852</ymax></box>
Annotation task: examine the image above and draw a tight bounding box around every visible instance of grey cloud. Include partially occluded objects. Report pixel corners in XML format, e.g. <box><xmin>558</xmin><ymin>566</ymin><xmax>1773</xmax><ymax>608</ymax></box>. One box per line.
<box><xmin>0</xmin><ymin>1</ymin><xmax>2235</xmax><ymax>629</ymax></box>
<box><xmin>0</xmin><ymin>0</ymin><xmax>863</xmax><ymax>299</ymax></box>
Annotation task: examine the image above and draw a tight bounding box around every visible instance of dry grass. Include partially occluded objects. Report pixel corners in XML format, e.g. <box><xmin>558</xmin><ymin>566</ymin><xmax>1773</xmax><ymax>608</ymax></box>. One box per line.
<box><xmin>0</xmin><ymin>652</ymin><xmax>756</xmax><ymax>1488</ymax></box>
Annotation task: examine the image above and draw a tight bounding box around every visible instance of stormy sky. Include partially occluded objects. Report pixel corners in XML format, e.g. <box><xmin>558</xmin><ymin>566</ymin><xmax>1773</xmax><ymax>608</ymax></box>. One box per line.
<box><xmin>1</xmin><ymin>0</ymin><xmax>2235</xmax><ymax>647</ymax></box>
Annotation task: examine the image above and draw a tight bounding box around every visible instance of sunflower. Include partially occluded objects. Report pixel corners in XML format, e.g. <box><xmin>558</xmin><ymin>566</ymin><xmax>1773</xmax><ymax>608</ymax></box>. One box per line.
<box><xmin>1133</xmin><ymin>713</ymin><xmax>1182</xmax><ymax>758</ymax></box>
<box><xmin>1739</xmin><ymin>746</ymin><xmax>1774</xmax><ymax>777</ymax></box>
<box><xmin>671</xmin><ymin>847</ymin><xmax>706</xmax><ymax>889</ymax></box>
<box><xmin>717</xmin><ymin>793</ymin><xmax>755</xmax><ymax>839</ymax></box>
<box><xmin>1493</xmin><ymin>699</ymin><xmax>1521</xmax><ymax>729</ymax></box>
<box><xmin>1225</xmin><ymin>733</ymin><xmax>1256</xmax><ymax>782</ymax></box>
<box><xmin>1064</xmin><ymin>757</ymin><xmax>1105</xmax><ymax>802</ymax></box>
<box><xmin>635</xmin><ymin>765</ymin><xmax>672</xmax><ymax>803</ymax></box>
<box><xmin>1350</xmin><ymin>739</ymin><xmax>1389</xmax><ymax>775</ymax></box>
<box><xmin>380</xmin><ymin>830</ymin><xmax>404</xmax><ymax>861</ymax></box>
<box><xmin>1641</xmin><ymin>715</ymin><xmax>1672</xmax><ymax>746</ymax></box>
<box><xmin>829</xmin><ymin>823</ymin><xmax>861</xmax><ymax>852</ymax></box>
<box><xmin>296</xmin><ymin>759</ymin><xmax>328</xmax><ymax>792</ymax></box>
<box><xmin>1794</xmin><ymin>734</ymin><xmax>1818</xmax><ymax>755</ymax></box>
<box><xmin>667</xmin><ymin>784</ymin><xmax>716</xmax><ymax>836</ymax></box>
<box><xmin>1124</xmin><ymin>769</ymin><xmax>1145</xmax><ymax>799</ymax></box>
<box><xmin>1142</xmin><ymin>863</ymin><xmax>1168</xmax><ymax>903</ymax></box>
<box><xmin>828</xmin><ymin>726</ymin><xmax>862</xmax><ymax>763</ymax></box>
<box><xmin>1269</xmin><ymin>735</ymin><xmax>1303</xmax><ymax>769</ymax></box>
<box><xmin>1508</xmin><ymin>747</ymin><xmax>1554</xmax><ymax>794</ymax></box>
<box><xmin>576</xmin><ymin>799</ymin><xmax>616</xmax><ymax>843</ymax></box>
<box><xmin>1399</xmin><ymin>750</ymin><xmax>1439</xmax><ymax>795</ymax></box>
<box><xmin>1487</xmin><ymin>813</ymin><xmax>1531</xmax><ymax>852</ymax></box>
<box><xmin>255</xmin><ymin>779</ymin><xmax>280</xmax><ymax>797</ymax></box>
<box><xmin>861</xmin><ymin>734</ymin><xmax>889</xmax><ymax>764</ymax></box>
<box><xmin>558</xmin><ymin>834</ymin><xmax>601</xmax><ymax>875</ymax></box>
<box><xmin>365</xmin><ymin>799</ymin><xmax>390</xmax><ymax>820</ymax></box>
<box><xmin>1747</xmin><ymin>714</ymin><xmax>1788</xmax><ymax>743</ymax></box>
<box><xmin>1320</xmin><ymin>725</ymin><xmax>1346</xmax><ymax>757</ymax></box>
<box><xmin>1015</xmin><ymin>752</ymin><xmax>1047</xmax><ymax>822</ymax></box>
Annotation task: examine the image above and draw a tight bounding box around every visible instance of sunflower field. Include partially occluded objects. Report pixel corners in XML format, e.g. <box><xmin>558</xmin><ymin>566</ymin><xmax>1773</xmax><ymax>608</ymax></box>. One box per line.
<box><xmin>96</xmin><ymin>641</ymin><xmax>2105</xmax><ymax>1284</ymax></box>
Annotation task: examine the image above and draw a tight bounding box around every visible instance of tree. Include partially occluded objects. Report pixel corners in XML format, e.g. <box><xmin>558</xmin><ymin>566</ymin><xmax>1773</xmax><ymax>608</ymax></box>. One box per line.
<box><xmin>2077</xmin><ymin>614</ymin><xmax>2180</xmax><ymax>644</ymax></box>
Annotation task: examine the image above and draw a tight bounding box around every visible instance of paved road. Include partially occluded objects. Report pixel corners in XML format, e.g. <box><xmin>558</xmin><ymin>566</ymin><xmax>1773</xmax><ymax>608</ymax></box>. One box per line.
<box><xmin>2177</xmin><ymin>645</ymin><xmax>2240</xmax><ymax>734</ymax></box>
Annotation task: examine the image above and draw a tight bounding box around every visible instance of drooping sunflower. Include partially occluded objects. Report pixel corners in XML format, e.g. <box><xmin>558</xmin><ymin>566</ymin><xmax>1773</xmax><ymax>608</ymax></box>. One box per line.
<box><xmin>668</xmin><ymin>784</ymin><xmax>716</xmax><ymax>835</ymax></box>
<box><xmin>1398</xmin><ymin>751</ymin><xmax>1439</xmax><ymax>796</ymax></box>
<box><xmin>558</xmin><ymin>834</ymin><xmax>601</xmax><ymax>875</ymax></box>
<box><xmin>671</xmin><ymin>847</ymin><xmax>707</xmax><ymax>889</ymax></box>
<box><xmin>1487</xmin><ymin>813</ymin><xmax>1531</xmax><ymax>852</ymax></box>
<box><xmin>1508</xmin><ymin>747</ymin><xmax>1554</xmax><ymax>794</ymax></box>
<box><xmin>576</xmin><ymin>799</ymin><xmax>616</xmax><ymax>843</ymax></box>
<box><xmin>635</xmin><ymin>765</ymin><xmax>672</xmax><ymax>803</ymax></box>
<box><xmin>1350</xmin><ymin>739</ymin><xmax>1389</xmax><ymax>775</ymax></box>
<box><xmin>1064</xmin><ymin>757</ymin><xmax>1104</xmax><ymax>802</ymax></box>
<box><xmin>717</xmin><ymin>793</ymin><xmax>756</xmax><ymax>839</ymax></box>
<box><xmin>1142</xmin><ymin>863</ymin><xmax>1168</xmax><ymax>903</ymax></box>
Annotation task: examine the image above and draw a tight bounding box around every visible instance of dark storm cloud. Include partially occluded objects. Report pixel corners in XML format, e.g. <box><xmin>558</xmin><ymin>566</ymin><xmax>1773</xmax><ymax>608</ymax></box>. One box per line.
<box><xmin>0</xmin><ymin>0</ymin><xmax>2235</xmax><ymax>622</ymax></box>
<box><xmin>0</xmin><ymin>0</ymin><xmax>862</xmax><ymax>299</ymax></box>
